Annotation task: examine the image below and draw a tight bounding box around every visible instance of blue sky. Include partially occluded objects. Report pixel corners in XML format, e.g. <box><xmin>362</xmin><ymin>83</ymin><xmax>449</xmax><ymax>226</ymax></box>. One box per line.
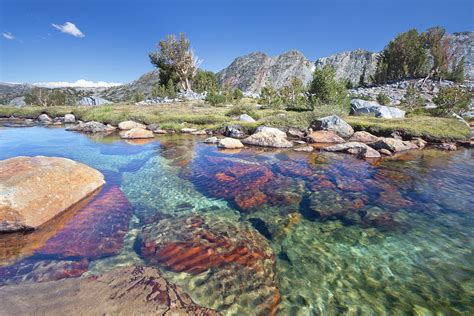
<box><xmin>1</xmin><ymin>0</ymin><xmax>473</xmax><ymax>85</ymax></box>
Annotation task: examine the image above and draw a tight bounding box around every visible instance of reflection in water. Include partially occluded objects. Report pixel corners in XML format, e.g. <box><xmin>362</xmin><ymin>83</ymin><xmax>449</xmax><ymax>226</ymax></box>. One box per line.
<box><xmin>0</xmin><ymin>126</ymin><xmax>473</xmax><ymax>315</ymax></box>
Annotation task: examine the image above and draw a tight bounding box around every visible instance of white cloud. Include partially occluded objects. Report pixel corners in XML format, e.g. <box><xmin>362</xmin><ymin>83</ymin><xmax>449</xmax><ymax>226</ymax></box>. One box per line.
<box><xmin>2</xmin><ymin>32</ymin><xmax>15</xmax><ymax>40</ymax></box>
<box><xmin>52</xmin><ymin>22</ymin><xmax>85</xmax><ymax>38</ymax></box>
<box><xmin>33</xmin><ymin>79</ymin><xmax>122</xmax><ymax>88</ymax></box>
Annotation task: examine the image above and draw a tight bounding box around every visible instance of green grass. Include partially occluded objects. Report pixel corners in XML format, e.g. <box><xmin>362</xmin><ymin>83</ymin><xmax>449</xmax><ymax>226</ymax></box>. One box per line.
<box><xmin>345</xmin><ymin>116</ymin><xmax>470</xmax><ymax>140</ymax></box>
<box><xmin>0</xmin><ymin>103</ymin><xmax>470</xmax><ymax>140</ymax></box>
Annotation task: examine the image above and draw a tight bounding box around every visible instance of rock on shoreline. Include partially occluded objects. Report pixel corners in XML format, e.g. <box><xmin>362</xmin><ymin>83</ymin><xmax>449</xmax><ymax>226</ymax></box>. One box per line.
<box><xmin>0</xmin><ymin>156</ymin><xmax>105</xmax><ymax>232</ymax></box>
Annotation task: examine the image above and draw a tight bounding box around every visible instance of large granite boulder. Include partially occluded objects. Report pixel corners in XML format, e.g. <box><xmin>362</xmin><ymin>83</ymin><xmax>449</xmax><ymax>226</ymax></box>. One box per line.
<box><xmin>255</xmin><ymin>126</ymin><xmax>287</xmax><ymax>138</ymax></box>
<box><xmin>66</xmin><ymin>121</ymin><xmax>110</xmax><ymax>133</ymax></box>
<box><xmin>350</xmin><ymin>99</ymin><xmax>406</xmax><ymax>119</ymax></box>
<box><xmin>63</xmin><ymin>114</ymin><xmax>75</xmax><ymax>124</ymax></box>
<box><xmin>0</xmin><ymin>266</ymin><xmax>219</xmax><ymax>315</ymax></box>
<box><xmin>310</xmin><ymin>115</ymin><xmax>354</xmax><ymax>138</ymax></box>
<box><xmin>242</xmin><ymin>131</ymin><xmax>293</xmax><ymax>148</ymax></box>
<box><xmin>0</xmin><ymin>156</ymin><xmax>105</xmax><ymax>232</ymax></box>
<box><xmin>349</xmin><ymin>131</ymin><xmax>380</xmax><ymax>143</ymax></box>
<box><xmin>303</xmin><ymin>131</ymin><xmax>345</xmax><ymax>143</ymax></box>
<box><xmin>118</xmin><ymin>120</ymin><xmax>146</xmax><ymax>130</ymax></box>
<box><xmin>323</xmin><ymin>142</ymin><xmax>381</xmax><ymax>159</ymax></box>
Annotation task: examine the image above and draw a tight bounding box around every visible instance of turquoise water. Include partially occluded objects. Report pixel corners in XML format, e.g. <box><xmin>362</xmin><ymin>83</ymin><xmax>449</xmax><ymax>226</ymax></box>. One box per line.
<box><xmin>0</xmin><ymin>125</ymin><xmax>473</xmax><ymax>315</ymax></box>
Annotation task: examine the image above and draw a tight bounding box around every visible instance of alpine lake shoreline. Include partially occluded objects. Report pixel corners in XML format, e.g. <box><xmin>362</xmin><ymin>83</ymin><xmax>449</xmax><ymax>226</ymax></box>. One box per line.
<box><xmin>0</xmin><ymin>101</ymin><xmax>473</xmax><ymax>315</ymax></box>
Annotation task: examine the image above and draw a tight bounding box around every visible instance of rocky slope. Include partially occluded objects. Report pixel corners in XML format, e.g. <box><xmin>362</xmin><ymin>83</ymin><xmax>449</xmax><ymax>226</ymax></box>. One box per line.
<box><xmin>99</xmin><ymin>69</ymin><xmax>160</xmax><ymax>102</ymax></box>
<box><xmin>314</xmin><ymin>49</ymin><xmax>379</xmax><ymax>86</ymax></box>
<box><xmin>448</xmin><ymin>32</ymin><xmax>474</xmax><ymax>79</ymax></box>
<box><xmin>216</xmin><ymin>50</ymin><xmax>314</xmax><ymax>93</ymax></box>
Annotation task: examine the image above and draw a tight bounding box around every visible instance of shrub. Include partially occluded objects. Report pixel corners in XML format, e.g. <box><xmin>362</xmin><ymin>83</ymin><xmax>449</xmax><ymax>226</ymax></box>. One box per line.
<box><xmin>400</xmin><ymin>84</ymin><xmax>425</xmax><ymax>111</ymax></box>
<box><xmin>225</xmin><ymin>104</ymin><xmax>258</xmax><ymax>118</ymax></box>
<box><xmin>260</xmin><ymin>86</ymin><xmax>284</xmax><ymax>109</ymax></box>
<box><xmin>376</xmin><ymin>93</ymin><xmax>391</xmax><ymax>105</ymax></box>
<box><xmin>24</xmin><ymin>88</ymin><xmax>68</xmax><ymax>107</ymax></box>
<box><xmin>232</xmin><ymin>88</ymin><xmax>244</xmax><ymax>101</ymax></box>
<box><xmin>432</xmin><ymin>86</ymin><xmax>471</xmax><ymax>116</ymax></box>
<box><xmin>280</xmin><ymin>78</ymin><xmax>309</xmax><ymax>111</ymax></box>
<box><xmin>206</xmin><ymin>91</ymin><xmax>227</xmax><ymax>106</ymax></box>
<box><xmin>132</xmin><ymin>91</ymin><xmax>145</xmax><ymax>102</ymax></box>
<box><xmin>308</xmin><ymin>65</ymin><xmax>349</xmax><ymax>113</ymax></box>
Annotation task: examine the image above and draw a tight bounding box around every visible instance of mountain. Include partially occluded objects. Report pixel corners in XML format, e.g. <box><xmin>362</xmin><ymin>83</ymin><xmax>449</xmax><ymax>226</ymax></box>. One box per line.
<box><xmin>314</xmin><ymin>49</ymin><xmax>379</xmax><ymax>86</ymax></box>
<box><xmin>99</xmin><ymin>69</ymin><xmax>160</xmax><ymax>102</ymax></box>
<box><xmin>0</xmin><ymin>83</ymin><xmax>34</xmax><ymax>105</ymax></box>
<box><xmin>216</xmin><ymin>50</ymin><xmax>314</xmax><ymax>93</ymax></box>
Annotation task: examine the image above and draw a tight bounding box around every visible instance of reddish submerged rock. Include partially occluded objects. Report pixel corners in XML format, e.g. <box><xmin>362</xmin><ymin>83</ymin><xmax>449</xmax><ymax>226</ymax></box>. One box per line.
<box><xmin>141</xmin><ymin>215</ymin><xmax>280</xmax><ymax>315</ymax></box>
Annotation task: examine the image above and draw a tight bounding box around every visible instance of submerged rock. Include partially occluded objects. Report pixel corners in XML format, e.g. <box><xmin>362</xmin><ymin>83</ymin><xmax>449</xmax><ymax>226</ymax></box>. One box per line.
<box><xmin>304</xmin><ymin>130</ymin><xmax>345</xmax><ymax>143</ymax></box>
<box><xmin>141</xmin><ymin>215</ymin><xmax>280</xmax><ymax>315</ymax></box>
<box><xmin>323</xmin><ymin>142</ymin><xmax>381</xmax><ymax>158</ymax></box>
<box><xmin>242</xmin><ymin>131</ymin><xmax>293</xmax><ymax>148</ymax></box>
<box><xmin>218</xmin><ymin>137</ymin><xmax>244</xmax><ymax>149</ymax></box>
<box><xmin>0</xmin><ymin>266</ymin><xmax>219</xmax><ymax>315</ymax></box>
<box><xmin>310</xmin><ymin>115</ymin><xmax>354</xmax><ymax>138</ymax></box>
<box><xmin>0</xmin><ymin>156</ymin><xmax>104</xmax><ymax>232</ymax></box>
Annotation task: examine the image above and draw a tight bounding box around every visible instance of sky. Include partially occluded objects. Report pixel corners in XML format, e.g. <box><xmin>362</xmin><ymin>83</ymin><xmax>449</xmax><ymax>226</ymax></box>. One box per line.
<box><xmin>1</xmin><ymin>0</ymin><xmax>473</xmax><ymax>86</ymax></box>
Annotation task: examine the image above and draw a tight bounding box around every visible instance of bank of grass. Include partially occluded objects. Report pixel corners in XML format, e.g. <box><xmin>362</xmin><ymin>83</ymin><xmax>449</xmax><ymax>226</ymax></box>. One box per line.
<box><xmin>345</xmin><ymin>116</ymin><xmax>470</xmax><ymax>140</ymax></box>
<box><xmin>0</xmin><ymin>103</ymin><xmax>470</xmax><ymax>140</ymax></box>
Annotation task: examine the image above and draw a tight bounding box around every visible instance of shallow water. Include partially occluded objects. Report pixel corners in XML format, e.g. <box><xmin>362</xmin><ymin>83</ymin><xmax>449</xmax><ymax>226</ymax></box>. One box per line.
<box><xmin>0</xmin><ymin>126</ymin><xmax>473</xmax><ymax>315</ymax></box>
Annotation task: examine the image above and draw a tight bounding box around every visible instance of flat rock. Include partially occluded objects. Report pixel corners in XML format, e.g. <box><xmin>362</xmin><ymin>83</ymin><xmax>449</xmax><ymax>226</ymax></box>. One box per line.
<box><xmin>180</xmin><ymin>128</ymin><xmax>198</xmax><ymax>133</ymax></box>
<box><xmin>242</xmin><ymin>131</ymin><xmax>293</xmax><ymax>148</ymax></box>
<box><xmin>204</xmin><ymin>136</ymin><xmax>219</xmax><ymax>144</ymax></box>
<box><xmin>0</xmin><ymin>266</ymin><xmax>219</xmax><ymax>315</ymax></box>
<box><xmin>153</xmin><ymin>129</ymin><xmax>167</xmax><ymax>134</ymax></box>
<box><xmin>310</xmin><ymin>115</ymin><xmax>354</xmax><ymax>138</ymax></box>
<box><xmin>304</xmin><ymin>131</ymin><xmax>345</xmax><ymax>143</ymax></box>
<box><xmin>293</xmin><ymin>146</ymin><xmax>314</xmax><ymax>152</ymax></box>
<box><xmin>349</xmin><ymin>131</ymin><xmax>379</xmax><ymax>143</ymax></box>
<box><xmin>0</xmin><ymin>156</ymin><xmax>105</xmax><ymax>232</ymax></box>
<box><xmin>218</xmin><ymin>137</ymin><xmax>244</xmax><ymax>149</ymax></box>
<box><xmin>120</xmin><ymin>128</ymin><xmax>154</xmax><ymax>139</ymax></box>
<box><xmin>118</xmin><ymin>120</ymin><xmax>146</xmax><ymax>130</ymax></box>
<box><xmin>66</xmin><ymin>121</ymin><xmax>109</xmax><ymax>133</ymax></box>
<box><xmin>323</xmin><ymin>142</ymin><xmax>381</xmax><ymax>158</ymax></box>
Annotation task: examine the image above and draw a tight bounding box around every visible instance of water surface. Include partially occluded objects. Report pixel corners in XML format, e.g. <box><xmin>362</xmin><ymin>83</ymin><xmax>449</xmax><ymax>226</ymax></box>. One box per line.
<box><xmin>0</xmin><ymin>126</ymin><xmax>473</xmax><ymax>315</ymax></box>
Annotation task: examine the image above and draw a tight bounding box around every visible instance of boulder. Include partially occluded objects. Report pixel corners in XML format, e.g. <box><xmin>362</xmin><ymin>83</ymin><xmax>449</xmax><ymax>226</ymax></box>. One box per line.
<box><xmin>310</xmin><ymin>115</ymin><xmax>354</xmax><ymax>138</ymax></box>
<box><xmin>222</xmin><ymin>124</ymin><xmax>247</xmax><ymax>139</ymax></box>
<box><xmin>118</xmin><ymin>120</ymin><xmax>146</xmax><ymax>130</ymax></box>
<box><xmin>350</xmin><ymin>99</ymin><xmax>406</xmax><ymax>119</ymax></box>
<box><xmin>370</xmin><ymin>137</ymin><xmax>418</xmax><ymax>153</ymax></box>
<box><xmin>120</xmin><ymin>128</ymin><xmax>154</xmax><ymax>139</ymax></box>
<box><xmin>0</xmin><ymin>266</ymin><xmax>218</xmax><ymax>315</ymax></box>
<box><xmin>191</xmin><ymin>130</ymin><xmax>207</xmax><ymax>135</ymax></box>
<box><xmin>63</xmin><ymin>114</ymin><xmax>75</xmax><ymax>124</ymax></box>
<box><xmin>436</xmin><ymin>142</ymin><xmax>458</xmax><ymax>151</ymax></box>
<box><xmin>255</xmin><ymin>126</ymin><xmax>287</xmax><ymax>138</ymax></box>
<box><xmin>304</xmin><ymin>131</ymin><xmax>345</xmax><ymax>143</ymax></box>
<box><xmin>242</xmin><ymin>131</ymin><xmax>293</xmax><ymax>148</ymax></box>
<box><xmin>218</xmin><ymin>137</ymin><xmax>244</xmax><ymax>149</ymax></box>
<box><xmin>238</xmin><ymin>114</ymin><xmax>256</xmax><ymax>122</ymax></box>
<box><xmin>323</xmin><ymin>142</ymin><xmax>381</xmax><ymax>158</ymax></box>
<box><xmin>153</xmin><ymin>129</ymin><xmax>167</xmax><ymax>134</ymax></box>
<box><xmin>411</xmin><ymin>137</ymin><xmax>427</xmax><ymax>149</ymax></box>
<box><xmin>287</xmin><ymin>128</ymin><xmax>305</xmax><ymax>139</ymax></box>
<box><xmin>0</xmin><ymin>156</ymin><xmax>105</xmax><ymax>232</ymax></box>
<box><xmin>204</xmin><ymin>136</ymin><xmax>219</xmax><ymax>144</ymax></box>
<box><xmin>37</xmin><ymin>114</ymin><xmax>52</xmax><ymax>123</ymax></box>
<box><xmin>66</xmin><ymin>121</ymin><xmax>109</xmax><ymax>133</ymax></box>
<box><xmin>146</xmin><ymin>123</ymin><xmax>159</xmax><ymax>131</ymax></box>
<box><xmin>349</xmin><ymin>131</ymin><xmax>379</xmax><ymax>143</ymax></box>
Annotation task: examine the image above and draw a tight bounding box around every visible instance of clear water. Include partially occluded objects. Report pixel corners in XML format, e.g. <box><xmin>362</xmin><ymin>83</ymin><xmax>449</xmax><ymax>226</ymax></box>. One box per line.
<box><xmin>0</xmin><ymin>125</ymin><xmax>473</xmax><ymax>315</ymax></box>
